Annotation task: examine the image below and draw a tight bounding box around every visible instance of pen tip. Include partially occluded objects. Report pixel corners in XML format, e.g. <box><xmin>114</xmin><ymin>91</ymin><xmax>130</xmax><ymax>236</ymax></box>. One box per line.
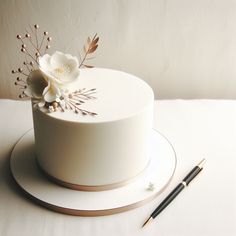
<box><xmin>142</xmin><ymin>216</ymin><xmax>153</xmax><ymax>228</ymax></box>
<box><xmin>197</xmin><ymin>158</ymin><xmax>206</xmax><ymax>168</ymax></box>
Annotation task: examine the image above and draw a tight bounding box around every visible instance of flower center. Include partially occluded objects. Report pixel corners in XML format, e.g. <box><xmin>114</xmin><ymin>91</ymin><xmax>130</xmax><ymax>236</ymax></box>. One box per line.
<box><xmin>54</xmin><ymin>65</ymin><xmax>71</xmax><ymax>76</ymax></box>
<box><xmin>54</xmin><ymin>67</ymin><xmax>64</xmax><ymax>74</ymax></box>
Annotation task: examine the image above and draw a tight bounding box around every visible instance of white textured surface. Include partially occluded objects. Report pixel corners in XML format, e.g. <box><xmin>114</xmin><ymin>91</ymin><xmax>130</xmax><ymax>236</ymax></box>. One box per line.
<box><xmin>0</xmin><ymin>99</ymin><xmax>236</xmax><ymax>235</ymax></box>
<box><xmin>1</xmin><ymin>0</ymin><xmax>236</xmax><ymax>99</ymax></box>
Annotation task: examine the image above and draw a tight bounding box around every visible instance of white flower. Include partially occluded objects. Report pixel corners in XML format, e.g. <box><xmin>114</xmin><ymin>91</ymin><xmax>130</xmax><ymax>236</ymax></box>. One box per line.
<box><xmin>39</xmin><ymin>51</ymin><xmax>80</xmax><ymax>86</ymax></box>
<box><xmin>147</xmin><ymin>182</ymin><xmax>155</xmax><ymax>191</ymax></box>
<box><xmin>25</xmin><ymin>51</ymin><xmax>80</xmax><ymax>104</ymax></box>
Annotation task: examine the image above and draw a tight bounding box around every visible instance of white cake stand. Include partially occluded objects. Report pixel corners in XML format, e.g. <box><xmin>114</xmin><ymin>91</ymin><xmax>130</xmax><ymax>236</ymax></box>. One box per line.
<box><xmin>10</xmin><ymin>129</ymin><xmax>177</xmax><ymax>216</ymax></box>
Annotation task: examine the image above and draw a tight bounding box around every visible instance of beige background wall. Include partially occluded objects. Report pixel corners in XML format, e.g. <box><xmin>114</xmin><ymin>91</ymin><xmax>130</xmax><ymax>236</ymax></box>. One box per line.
<box><xmin>1</xmin><ymin>0</ymin><xmax>236</xmax><ymax>99</ymax></box>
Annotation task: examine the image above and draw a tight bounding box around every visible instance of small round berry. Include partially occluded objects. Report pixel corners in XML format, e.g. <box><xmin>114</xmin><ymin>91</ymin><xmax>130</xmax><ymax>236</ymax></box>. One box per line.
<box><xmin>34</xmin><ymin>24</ymin><xmax>39</xmax><ymax>29</ymax></box>
<box><xmin>44</xmin><ymin>31</ymin><xmax>48</xmax><ymax>36</ymax></box>
<box><xmin>47</xmin><ymin>37</ymin><xmax>52</xmax><ymax>41</ymax></box>
<box><xmin>15</xmin><ymin>82</ymin><xmax>18</xmax><ymax>85</ymax></box>
<box><xmin>17</xmin><ymin>77</ymin><xmax>20</xmax><ymax>81</ymax></box>
<box><xmin>25</xmin><ymin>33</ymin><xmax>30</xmax><ymax>38</ymax></box>
<box><xmin>30</xmin><ymin>61</ymin><xmax>34</xmax><ymax>66</ymax></box>
<box><xmin>11</xmin><ymin>70</ymin><xmax>15</xmax><ymax>74</ymax></box>
<box><xmin>17</xmin><ymin>35</ymin><xmax>21</xmax><ymax>39</ymax></box>
<box><xmin>22</xmin><ymin>44</ymin><xmax>26</xmax><ymax>48</ymax></box>
<box><xmin>35</xmin><ymin>52</ymin><xmax>40</xmax><ymax>57</ymax></box>
<box><xmin>52</xmin><ymin>102</ymin><xmax>58</xmax><ymax>109</ymax></box>
<box><xmin>18</xmin><ymin>68</ymin><xmax>23</xmax><ymax>72</ymax></box>
<box><xmin>46</xmin><ymin>45</ymin><xmax>50</xmax><ymax>49</ymax></box>
<box><xmin>21</xmin><ymin>48</ymin><xmax>26</xmax><ymax>53</ymax></box>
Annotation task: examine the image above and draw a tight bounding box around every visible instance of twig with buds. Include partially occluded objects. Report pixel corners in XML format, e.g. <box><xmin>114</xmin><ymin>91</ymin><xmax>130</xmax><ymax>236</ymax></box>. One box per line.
<box><xmin>12</xmin><ymin>24</ymin><xmax>52</xmax><ymax>98</ymax></box>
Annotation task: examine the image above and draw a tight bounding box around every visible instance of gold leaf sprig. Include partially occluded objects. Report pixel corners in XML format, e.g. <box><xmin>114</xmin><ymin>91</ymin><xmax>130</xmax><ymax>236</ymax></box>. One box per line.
<box><xmin>40</xmin><ymin>88</ymin><xmax>97</xmax><ymax>116</ymax></box>
<box><xmin>79</xmin><ymin>34</ymin><xmax>99</xmax><ymax>68</ymax></box>
<box><xmin>64</xmin><ymin>88</ymin><xmax>97</xmax><ymax>115</ymax></box>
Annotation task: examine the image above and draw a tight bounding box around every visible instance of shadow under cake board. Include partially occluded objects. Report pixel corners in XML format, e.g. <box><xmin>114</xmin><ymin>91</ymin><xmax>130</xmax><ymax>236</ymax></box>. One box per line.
<box><xmin>10</xmin><ymin>129</ymin><xmax>177</xmax><ymax>216</ymax></box>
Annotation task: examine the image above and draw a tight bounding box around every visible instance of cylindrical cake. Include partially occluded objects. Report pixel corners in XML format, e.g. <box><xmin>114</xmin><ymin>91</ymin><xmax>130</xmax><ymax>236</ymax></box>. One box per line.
<box><xmin>33</xmin><ymin>68</ymin><xmax>154</xmax><ymax>190</ymax></box>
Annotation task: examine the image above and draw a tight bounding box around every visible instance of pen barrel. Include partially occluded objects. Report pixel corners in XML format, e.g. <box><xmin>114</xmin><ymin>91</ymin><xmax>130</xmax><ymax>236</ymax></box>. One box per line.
<box><xmin>151</xmin><ymin>183</ymin><xmax>184</xmax><ymax>218</ymax></box>
<box><xmin>182</xmin><ymin>166</ymin><xmax>202</xmax><ymax>185</ymax></box>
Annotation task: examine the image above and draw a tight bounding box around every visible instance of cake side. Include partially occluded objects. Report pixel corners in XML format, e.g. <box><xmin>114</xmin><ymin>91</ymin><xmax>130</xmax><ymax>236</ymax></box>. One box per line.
<box><xmin>33</xmin><ymin>68</ymin><xmax>154</xmax><ymax>188</ymax></box>
<box><xmin>33</xmin><ymin>103</ymin><xmax>153</xmax><ymax>187</ymax></box>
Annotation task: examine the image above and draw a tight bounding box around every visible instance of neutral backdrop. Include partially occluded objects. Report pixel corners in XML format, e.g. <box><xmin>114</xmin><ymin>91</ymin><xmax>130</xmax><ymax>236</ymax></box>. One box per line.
<box><xmin>1</xmin><ymin>0</ymin><xmax>236</xmax><ymax>99</ymax></box>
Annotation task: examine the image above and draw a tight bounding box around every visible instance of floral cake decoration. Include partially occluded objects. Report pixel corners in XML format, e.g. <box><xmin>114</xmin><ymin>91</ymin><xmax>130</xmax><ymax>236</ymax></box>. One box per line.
<box><xmin>12</xmin><ymin>24</ymin><xmax>99</xmax><ymax>116</ymax></box>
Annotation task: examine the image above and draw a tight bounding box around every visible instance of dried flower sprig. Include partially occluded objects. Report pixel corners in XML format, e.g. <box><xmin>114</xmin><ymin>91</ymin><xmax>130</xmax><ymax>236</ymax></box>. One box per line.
<box><xmin>64</xmin><ymin>91</ymin><xmax>97</xmax><ymax>116</ymax></box>
<box><xmin>65</xmin><ymin>88</ymin><xmax>97</xmax><ymax>115</ymax></box>
<box><xmin>71</xmin><ymin>88</ymin><xmax>97</xmax><ymax>100</ymax></box>
<box><xmin>12</xmin><ymin>24</ymin><xmax>52</xmax><ymax>98</ymax></box>
<box><xmin>38</xmin><ymin>88</ymin><xmax>97</xmax><ymax>116</ymax></box>
<box><xmin>79</xmin><ymin>34</ymin><xmax>99</xmax><ymax>68</ymax></box>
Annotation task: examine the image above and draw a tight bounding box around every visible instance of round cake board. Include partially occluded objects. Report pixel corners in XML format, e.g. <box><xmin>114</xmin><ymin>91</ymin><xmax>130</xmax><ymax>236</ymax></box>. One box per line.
<box><xmin>10</xmin><ymin>129</ymin><xmax>177</xmax><ymax>216</ymax></box>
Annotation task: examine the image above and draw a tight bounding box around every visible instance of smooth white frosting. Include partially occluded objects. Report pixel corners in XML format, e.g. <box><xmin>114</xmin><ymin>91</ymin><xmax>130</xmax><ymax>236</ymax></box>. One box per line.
<box><xmin>33</xmin><ymin>68</ymin><xmax>154</xmax><ymax>188</ymax></box>
<box><xmin>45</xmin><ymin>68</ymin><xmax>154</xmax><ymax>122</ymax></box>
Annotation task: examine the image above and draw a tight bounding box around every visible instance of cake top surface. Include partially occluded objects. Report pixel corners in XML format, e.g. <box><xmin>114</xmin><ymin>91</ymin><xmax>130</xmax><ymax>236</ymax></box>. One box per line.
<box><xmin>39</xmin><ymin>68</ymin><xmax>154</xmax><ymax>123</ymax></box>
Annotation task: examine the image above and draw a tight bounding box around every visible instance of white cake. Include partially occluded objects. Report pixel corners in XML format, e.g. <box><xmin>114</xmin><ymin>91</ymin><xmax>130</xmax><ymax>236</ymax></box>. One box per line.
<box><xmin>33</xmin><ymin>68</ymin><xmax>154</xmax><ymax>190</ymax></box>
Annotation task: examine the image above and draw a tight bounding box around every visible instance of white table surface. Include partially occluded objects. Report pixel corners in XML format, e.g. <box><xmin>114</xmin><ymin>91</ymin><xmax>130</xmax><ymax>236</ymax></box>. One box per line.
<box><xmin>0</xmin><ymin>99</ymin><xmax>235</xmax><ymax>236</ymax></box>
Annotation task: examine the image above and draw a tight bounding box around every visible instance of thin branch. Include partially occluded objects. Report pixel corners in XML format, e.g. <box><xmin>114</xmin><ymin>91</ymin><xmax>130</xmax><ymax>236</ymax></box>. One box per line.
<box><xmin>35</xmin><ymin>27</ymin><xmax>39</xmax><ymax>49</ymax></box>
<box><xmin>24</xmin><ymin>48</ymin><xmax>39</xmax><ymax>65</ymax></box>
<box><xmin>39</xmin><ymin>35</ymin><xmax>45</xmax><ymax>51</ymax></box>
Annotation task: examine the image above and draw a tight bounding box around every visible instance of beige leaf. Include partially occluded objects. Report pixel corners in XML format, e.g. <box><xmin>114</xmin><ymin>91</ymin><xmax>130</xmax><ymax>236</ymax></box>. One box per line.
<box><xmin>88</xmin><ymin>44</ymin><xmax>98</xmax><ymax>54</ymax></box>
<box><xmin>87</xmin><ymin>37</ymin><xmax>91</xmax><ymax>44</ymax></box>
<box><xmin>90</xmin><ymin>37</ymin><xmax>99</xmax><ymax>47</ymax></box>
<box><xmin>83</xmin><ymin>64</ymin><xmax>94</xmax><ymax>68</ymax></box>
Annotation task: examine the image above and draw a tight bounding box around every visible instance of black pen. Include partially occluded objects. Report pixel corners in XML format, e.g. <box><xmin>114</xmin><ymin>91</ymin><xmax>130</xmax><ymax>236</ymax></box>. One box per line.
<box><xmin>142</xmin><ymin>159</ymin><xmax>206</xmax><ymax>228</ymax></box>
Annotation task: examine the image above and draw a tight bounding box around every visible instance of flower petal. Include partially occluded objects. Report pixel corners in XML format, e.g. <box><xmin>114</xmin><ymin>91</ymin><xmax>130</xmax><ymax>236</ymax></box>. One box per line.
<box><xmin>50</xmin><ymin>51</ymin><xmax>67</xmax><ymax>69</ymax></box>
<box><xmin>39</xmin><ymin>54</ymin><xmax>51</xmax><ymax>72</ymax></box>
<box><xmin>43</xmin><ymin>89</ymin><xmax>57</xmax><ymax>103</ymax></box>
<box><xmin>65</xmin><ymin>53</ymin><xmax>79</xmax><ymax>66</ymax></box>
<box><xmin>61</xmin><ymin>69</ymin><xmax>80</xmax><ymax>83</ymax></box>
<box><xmin>39</xmin><ymin>51</ymin><xmax>80</xmax><ymax>87</ymax></box>
<box><xmin>43</xmin><ymin>81</ymin><xmax>61</xmax><ymax>103</ymax></box>
<box><xmin>24</xmin><ymin>87</ymin><xmax>33</xmax><ymax>97</ymax></box>
<box><xmin>65</xmin><ymin>58</ymin><xmax>78</xmax><ymax>72</ymax></box>
<box><xmin>26</xmin><ymin>70</ymin><xmax>48</xmax><ymax>99</ymax></box>
<box><xmin>40</xmin><ymin>68</ymin><xmax>63</xmax><ymax>85</ymax></box>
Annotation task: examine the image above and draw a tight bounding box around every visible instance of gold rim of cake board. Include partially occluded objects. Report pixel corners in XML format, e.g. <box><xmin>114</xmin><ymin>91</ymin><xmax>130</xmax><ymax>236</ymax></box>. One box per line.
<box><xmin>10</xmin><ymin>159</ymin><xmax>177</xmax><ymax>216</ymax></box>
<box><xmin>36</xmin><ymin>157</ymin><xmax>151</xmax><ymax>192</ymax></box>
<box><xmin>9</xmin><ymin>128</ymin><xmax>177</xmax><ymax>216</ymax></box>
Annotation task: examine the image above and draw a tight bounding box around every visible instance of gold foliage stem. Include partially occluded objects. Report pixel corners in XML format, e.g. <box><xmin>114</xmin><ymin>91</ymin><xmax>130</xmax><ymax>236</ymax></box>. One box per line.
<box><xmin>79</xmin><ymin>34</ymin><xmax>99</xmax><ymax>68</ymax></box>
